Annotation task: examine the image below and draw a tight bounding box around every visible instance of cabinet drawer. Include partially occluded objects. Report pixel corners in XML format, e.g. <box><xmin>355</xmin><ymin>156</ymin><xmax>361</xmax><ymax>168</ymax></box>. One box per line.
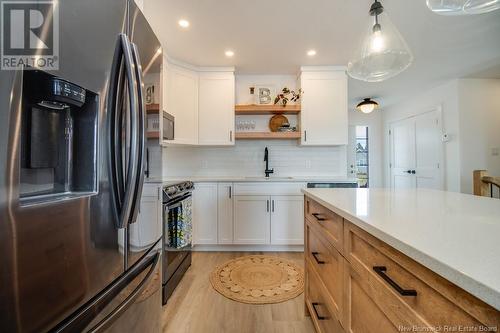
<box><xmin>305</xmin><ymin>197</ymin><xmax>343</xmax><ymax>254</ymax></box>
<box><xmin>344</xmin><ymin>221</ymin><xmax>500</xmax><ymax>329</ymax></box>
<box><xmin>306</xmin><ymin>262</ymin><xmax>344</xmax><ymax>333</ymax></box>
<box><xmin>344</xmin><ymin>263</ymin><xmax>402</xmax><ymax>333</ymax></box>
<box><xmin>306</xmin><ymin>221</ymin><xmax>343</xmax><ymax>324</ymax></box>
<box><xmin>233</xmin><ymin>182</ymin><xmax>305</xmax><ymax>196</ymax></box>
<box><xmin>142</xmin><ymin>184</ymin><xmax>160</xmax><ymax>198</ymax></box>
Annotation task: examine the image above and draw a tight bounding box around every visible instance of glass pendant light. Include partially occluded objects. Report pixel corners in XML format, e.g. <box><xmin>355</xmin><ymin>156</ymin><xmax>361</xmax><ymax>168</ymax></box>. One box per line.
<box><xmin>426</xmin><ymin>0</ymin><xmax>500</xmax><ymax>15</ymax></box>
<box><xmin>347</xmin><ymin>0</ymin><xmax>413</xmax><ymax>82</ymax></box>
<box><xmin>356</xmin><ymin>98</ymin><xmax>379</xmax><ymax>114</ymax></box>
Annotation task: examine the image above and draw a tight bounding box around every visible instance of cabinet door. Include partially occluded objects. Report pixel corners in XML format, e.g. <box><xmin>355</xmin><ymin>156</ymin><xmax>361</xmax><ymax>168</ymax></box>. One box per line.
<box><xmin>300</xmin><ymin>70</ymin><xmax>348</xmax><ymax>146</ymax></box>
<box><xmin>217</xmin><ymin>183</ymin><xmax>233</xmax><ymax>244</ymax></box>
<box><xmin>198</xmin><ymin>72</ymin><xmax>235</xmax><ymax>146</ymax></box>
<box><xmin>192</xmin><ymin>183</ymin><xmax>218</xmax><ymax>245</ymax></box>
<box><xmin>270</xmin><ymin>195</ymin><xmax>304</xmax><ymax>245</ymax></box>
<box><xmin>131</xmin><ymin>186</ymin><xmax>162</xmax><ymax>253</ymax></box>
<box><xmin>165</xmin><ymin>63</ymin><xmax>198</xmax><ymax>145</ymax></box>
<box><xmin>233</xmin><ymin>196</ymin><xmax>270</xmax><ymax>244</ymax></box>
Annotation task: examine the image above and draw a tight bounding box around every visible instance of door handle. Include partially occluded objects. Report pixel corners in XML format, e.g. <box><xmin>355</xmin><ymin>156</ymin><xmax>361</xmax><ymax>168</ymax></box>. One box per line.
<box><xmin>311</xmin><ymin>213</ymin><xmax>326</xmax><ymax>221</ymax></box>
<box><xmin>129</xmin><ymin>42</ymin><xmax>146</xmax><ymax>225</ymax></box>
<box><xmin>108</xmin><ymin>34</ymin><xmax>139</xmax><ymax>229</ymax></box>
<box><xmin>373</xmin><ymin>266</ymin><xmax>417</xmax><ymax>296</ymax></box>
<box><xmin>311</xmin><ymin>302</ymin><xmax>328</xmax><ymax>320</ymax></box>
<box><xmin>311</xmin><ymin>252</ymin><xmax>325</xmax><ymax>265</ymax></box>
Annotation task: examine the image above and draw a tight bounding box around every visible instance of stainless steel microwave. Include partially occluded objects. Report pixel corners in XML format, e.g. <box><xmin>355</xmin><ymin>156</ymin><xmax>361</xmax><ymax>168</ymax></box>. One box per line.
<box><xmin>162</xmin><ymin>111</ymin><xmax>174</xmax><ymax>141</ymax></box>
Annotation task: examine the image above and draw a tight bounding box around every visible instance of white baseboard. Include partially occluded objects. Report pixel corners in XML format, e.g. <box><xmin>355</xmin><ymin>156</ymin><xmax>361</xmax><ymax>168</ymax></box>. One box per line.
<box><xmin>192</xmin><ymin>244</ymin><xmax>304</xmax><ymax>252</ymax></box>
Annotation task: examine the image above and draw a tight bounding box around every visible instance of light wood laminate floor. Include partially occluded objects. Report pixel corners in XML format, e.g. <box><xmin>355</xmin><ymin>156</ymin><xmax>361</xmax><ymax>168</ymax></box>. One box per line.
<box><xmin>162</xmin><ymin>251</ymin><xmax>314</xmax><ymax>333</ymax></box>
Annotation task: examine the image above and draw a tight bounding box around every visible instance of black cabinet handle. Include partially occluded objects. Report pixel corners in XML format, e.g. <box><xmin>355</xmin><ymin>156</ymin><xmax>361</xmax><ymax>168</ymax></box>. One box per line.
<box><xmin>311</xmin><ymin>213</ymin><xmax>326</xmax><ymax>221</ymax></box>
<box><xmin>411</xmin><ymin>170</ymin><xmax>416</xmax><ymax>174</ymax></box>
<box><xmin>373</xmin><ymin>266</ymin><xmax>417</xmax><ymax>296</ymax></box>
<box><xmin>311</xmin><ymin>252</ymin><xmax>325</xmax><ymax>265</ymax></box>
<box><xmin>266</xmin><ymin>200</ymin><xmax>269</xmax><ymax>212</ymax></box>
<box><xmin>405</xmin><ymin>170</ymin><xmax>412</xmax><ymax>174</ymax></box>
<box><xmin>271</xmin><ymin>200</ymin><xmax>274</xmax><ymax>212</ymax></box>
<box><xmin>311</xmin><ymin>302</ymin><xmax>328</xmax><ymax>320</ymax></box>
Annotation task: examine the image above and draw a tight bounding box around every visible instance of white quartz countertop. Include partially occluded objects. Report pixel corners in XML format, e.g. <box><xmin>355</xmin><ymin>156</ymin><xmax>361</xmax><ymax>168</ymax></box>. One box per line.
<box><xmin>302</xmin><ymin>188</ymin><xmax>500</xmax><ymax>310</ymax></box>
<box><xmin>151</xmin><ymin>176</ymin><xmax>358</xmax><ymax>183</ymax></box>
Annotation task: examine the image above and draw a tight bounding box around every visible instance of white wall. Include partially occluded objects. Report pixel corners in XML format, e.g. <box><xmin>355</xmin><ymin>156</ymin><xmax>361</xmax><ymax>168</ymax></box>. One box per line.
<box><xmin>458</xmin><ymin>79</ymin><xmax>500</xmax><ymax>193</ymax></box>
<box><xmin>349</xmin><ymin>110</ymin><xmax>383</xmax><ymax>187</ymax></box>
<box><xmin>382</xmin><ymin>78</ymin><xmax>500</xmax><ymax>194</ymax></box>
<box><xmin>382</xmin><ymin>80</ymin><xmax>461</xmax><ymax>192</ymax></box>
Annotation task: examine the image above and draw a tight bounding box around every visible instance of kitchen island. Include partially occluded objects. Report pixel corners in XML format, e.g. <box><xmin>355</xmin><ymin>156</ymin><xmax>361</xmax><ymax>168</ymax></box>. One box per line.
<box><xmin>302</xmin><ymin>188</ymin><xmax>500</xmax><ymax>333</ymax></box>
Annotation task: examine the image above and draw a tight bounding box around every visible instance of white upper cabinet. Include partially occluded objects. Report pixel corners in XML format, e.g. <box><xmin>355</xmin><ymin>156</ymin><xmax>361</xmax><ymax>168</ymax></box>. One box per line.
<box><xmin>300</xmin><ymin>67</ymin><xmax>348</xmax><ymax>146</ymax></box>
<box><xmin>165</xmin><ymin>63</ymin><xmax>199</xmax><ymax>145</ymax></box>
<box><xmin>163</xmin><ymin>58</ymin><xmax>235</xmax><ymax>146</ymax></box>
<box><xmin>198</xmin><ymin>72</ymin><xmax>235</xmax><ymax>146</ymax></box>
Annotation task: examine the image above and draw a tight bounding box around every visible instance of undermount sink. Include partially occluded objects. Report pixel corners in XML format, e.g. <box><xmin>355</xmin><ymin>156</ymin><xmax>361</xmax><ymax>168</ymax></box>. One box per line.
<box><xmin>244</xmin><ymin>176</ymin><xmax>294</xmax><ymax>180</ymax></box>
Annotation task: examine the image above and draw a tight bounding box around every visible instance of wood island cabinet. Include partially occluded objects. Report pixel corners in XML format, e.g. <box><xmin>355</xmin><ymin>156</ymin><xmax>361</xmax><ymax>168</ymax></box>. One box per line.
<box><xmin>304</xmin><ymin>196</ymin><xmax>500</xmax><ymax>333</ymax></box>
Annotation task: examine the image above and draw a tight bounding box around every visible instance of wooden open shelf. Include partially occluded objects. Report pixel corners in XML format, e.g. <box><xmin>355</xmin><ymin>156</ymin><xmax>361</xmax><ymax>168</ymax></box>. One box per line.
<box><xmin>235</xmin><ymin>104</ymin><xmax>301</xmax><ymax>115</ymax></box>
<box><xmin>146</xmin><ymin>131</ymin><xmax>160</xmax><ymax>139</ymax></box>
<box><xmin>235</xmin><ymin>131</ymin><xmax>301</xmax><ymax>140</ymax></box>
<box><xmin>146</xmin><ymin>103</ymin><xmax>160</xmax><ymax>114</ymax></box>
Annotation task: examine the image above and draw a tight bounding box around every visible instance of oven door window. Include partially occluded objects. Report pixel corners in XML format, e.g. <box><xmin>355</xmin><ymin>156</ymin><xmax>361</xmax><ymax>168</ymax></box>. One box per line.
<box><xmin>166</xmin><ymin>197</ymin><xmax>192</xmax><ymax>249</ymax></box>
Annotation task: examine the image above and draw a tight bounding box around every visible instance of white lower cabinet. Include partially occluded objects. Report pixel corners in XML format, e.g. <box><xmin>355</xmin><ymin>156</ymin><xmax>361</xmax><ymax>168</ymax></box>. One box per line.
<box><xmin>217</xmin><ymin>183</ymin><xmax>234</xmax><ymax>244</ymax></box>
<box><xmin>233</xmin><ymin>195</ymin><xmax>271</xmax><ymax>244</ymax></box>
<box><xmin>270</xmin><ymin>195</ymin><xmax>304</xmax><ymax>245</ymax></box>
<box><xmin>192</xmin><ymin>182</ymin><xmax>305</xmax><ymax>247</ymax></box>
<box><xmin>132</xmin><ymin>184</ymin><xmax>162</xmax><ymax>250</ymax></box>
<box><xmin>192</xmin><ymin>183</ymin><xmax>218</xmax><ymax>245</ymax></box>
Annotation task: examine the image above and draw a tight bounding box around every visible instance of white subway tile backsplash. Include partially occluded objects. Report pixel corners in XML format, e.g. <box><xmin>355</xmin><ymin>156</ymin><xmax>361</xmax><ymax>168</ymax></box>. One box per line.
<box><xmin>162</xmin><ymin>140</ymin><xmax>347</xmax><ymax>177</ymax></box>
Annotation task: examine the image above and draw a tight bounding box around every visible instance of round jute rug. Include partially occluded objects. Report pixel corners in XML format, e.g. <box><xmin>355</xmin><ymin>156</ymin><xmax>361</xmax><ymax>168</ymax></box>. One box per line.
<box><xmin>209</xmin><ymin>255</ymin><xmax>304</xmax><ymax>304</ymax></box>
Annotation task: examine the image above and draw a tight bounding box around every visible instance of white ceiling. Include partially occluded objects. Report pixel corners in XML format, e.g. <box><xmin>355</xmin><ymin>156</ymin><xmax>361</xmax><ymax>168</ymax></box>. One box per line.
<box><xmin>144</xmin><ymin>0</ymin><xmax>500</xmax><ymax>109</ymax></box>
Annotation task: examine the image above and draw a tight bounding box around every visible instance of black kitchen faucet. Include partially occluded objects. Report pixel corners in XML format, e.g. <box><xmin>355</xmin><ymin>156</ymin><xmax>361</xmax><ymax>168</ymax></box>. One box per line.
<box><xmin>264</xmin><ymin>147</ymin><xmax>274</xmax><ymax>178</ymax></box>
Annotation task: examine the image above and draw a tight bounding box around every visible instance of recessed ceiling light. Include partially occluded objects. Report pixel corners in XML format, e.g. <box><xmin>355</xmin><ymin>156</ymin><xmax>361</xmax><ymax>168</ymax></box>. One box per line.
<box><xmin>225</xmin><ymin>50</ymin><xmax>235</xmax><ymax>57</ymax></box>
<box><xmin>307</xmin><ymin>49</ymin><xmax>317</xmax><ymax>56</ymax></box>
<box><xmin>178</xmin><ymin>19</ymin><xmax>190</xmax><ymax>28</ymax></box>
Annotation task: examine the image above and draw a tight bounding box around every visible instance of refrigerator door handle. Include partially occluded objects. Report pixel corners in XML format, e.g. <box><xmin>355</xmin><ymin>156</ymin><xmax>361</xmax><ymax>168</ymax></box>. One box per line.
<box><xmin>128</xmin><ymin>43</ymin><xmax>145</xmax><ymax>225</ymax></box>
<box><xmin>108</xmin><ymin>33</ymin><xmax>140</xmax><ymax>229</ymax></box>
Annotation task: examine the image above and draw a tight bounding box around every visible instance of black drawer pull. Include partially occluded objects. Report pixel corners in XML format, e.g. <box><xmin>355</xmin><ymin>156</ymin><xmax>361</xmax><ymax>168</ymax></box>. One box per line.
<box><xmin>311</xmin><ymin>302</ymin><xmax>328</xmax><ymax>320</ymax></box>
<box><xmin>311</xmin><ymin>213</ymin><xmax>326</xmax><ymax>221</ymax></box>
<box><xmin>311</xmin><ymin>252</ymin><xmax>325</xmax><ymax>265</ymax></box>
<box><xmin>373</xmin><ymin>266</ymin><xmax>417</xmax><ymax>296</ymax></box>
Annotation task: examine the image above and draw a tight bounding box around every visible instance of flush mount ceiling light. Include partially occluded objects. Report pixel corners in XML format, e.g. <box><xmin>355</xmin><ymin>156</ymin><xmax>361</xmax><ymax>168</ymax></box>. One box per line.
<box><xmin>225</xmin><ymin>50</ymin><xmax>235</xmax><ymax>57</ymax></box>
<box><xmin>307</xmin><ymin>49</ymin><xmax>317</xmax><ymax>56</ymax></box>
<box><xmin>347</xmin><ymin>0</ymin><xmax>413</xmax><ymax>82</ymax></box>
<box><xmin>178</xmin><ymin>19</ymin><xmax>190</xmax><ymax>28</ymax></box>
<box><xmin>427</xmin><ymin>0</ymin><xmax>500</xmax><ymax>15</ymax></box>
<box><xmin>356</xmin><ymin>98</ymin><xmax>379</xmax><ymax>114</ymax></box>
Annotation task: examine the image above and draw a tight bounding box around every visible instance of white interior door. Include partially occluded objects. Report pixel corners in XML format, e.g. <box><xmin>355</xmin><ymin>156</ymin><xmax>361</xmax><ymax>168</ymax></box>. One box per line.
<box><xmin>390</xmin><ymin>118</ymin><xmax>416</xmax><ymax>189</ymax></box>
<box><xmin>390</xmin><ymin>110</ymin><xmax>443</xmax><ymax>190</ymax></box>
<box><xmin>414</xmin><ymin>112</ymin><xmax>442</xmax><ymax>189</ymax></box>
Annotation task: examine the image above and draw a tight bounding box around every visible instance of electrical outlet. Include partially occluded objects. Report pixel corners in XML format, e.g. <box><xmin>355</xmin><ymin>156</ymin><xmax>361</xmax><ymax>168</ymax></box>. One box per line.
<box><xmin>492</xmin><ymin>147</ymin><xmax>499</xmax><ymax>157</ymax></box>
<box><xmin>202</xmin><ymin>160</ymin><xmax>208</xmax><ymax>169</ymax></box>
<box><xmin>305</xmin><ymin>160</ymin><xmax>312</xmax><ymax>169</ymax></box>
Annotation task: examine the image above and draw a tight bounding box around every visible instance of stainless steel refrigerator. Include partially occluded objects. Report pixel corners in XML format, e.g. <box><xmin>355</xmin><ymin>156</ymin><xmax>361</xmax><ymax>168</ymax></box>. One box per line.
<box><xmin>0</xmin><ymin>0</ymin><xmax>163</xmax><ymax>332</ymax></box>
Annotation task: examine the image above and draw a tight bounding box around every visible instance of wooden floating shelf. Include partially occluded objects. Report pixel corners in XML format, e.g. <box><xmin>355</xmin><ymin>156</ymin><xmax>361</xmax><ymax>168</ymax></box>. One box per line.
<box><xmin>235</xmin><ymin>104</ymin><xmax>301</xmax><ymax>115</ymax></box>
<box><xmin>146</xmin><ymin>103</ymin><xmax>160</xmax><ymax>114</ymax></box>
<box><xmin>146</xmin><ymin>131</ymin><xmax>160</xmax><ymax>139</ymax></box>
<box><xmin>235</xmin><ymin>131</ymin><xmax>301</xmax><ymax>140</ymax></box>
